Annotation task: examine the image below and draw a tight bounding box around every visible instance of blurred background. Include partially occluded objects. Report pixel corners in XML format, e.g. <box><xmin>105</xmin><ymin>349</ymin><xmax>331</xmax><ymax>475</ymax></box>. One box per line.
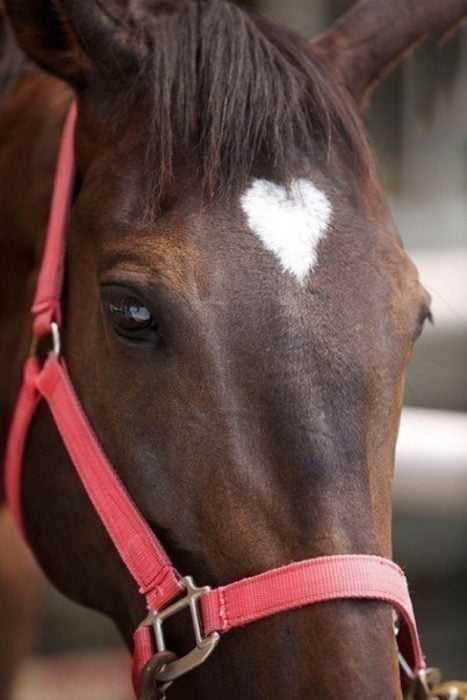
<box><xmin>4</xmin><ymin>1</ymin><xmax>467</xmax><ymax>698</ymax></box>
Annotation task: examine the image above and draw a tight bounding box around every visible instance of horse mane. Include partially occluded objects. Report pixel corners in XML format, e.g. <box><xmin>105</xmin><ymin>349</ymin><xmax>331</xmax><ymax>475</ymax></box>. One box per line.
<box><xmin>138</xmin><ymin>0</ymin><xmax>373</xmax><ymax>201</ymax></box>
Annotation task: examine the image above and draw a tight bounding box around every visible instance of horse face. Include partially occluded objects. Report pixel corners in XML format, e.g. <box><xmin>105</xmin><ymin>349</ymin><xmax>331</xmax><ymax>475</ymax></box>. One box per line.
<box><xmin>68</xmin><ymin>137</ymin><xmax>428</xmax><ymax>574</ymax></box>
<box><xmin>23</xmin><ymin>106</ymin><xmax>428</xmax><ymax>698</ymax></box>
<box><xmin>3</xmin><ymin>0</ymin><xmax>444</xmax><ymax>697</ymax></box>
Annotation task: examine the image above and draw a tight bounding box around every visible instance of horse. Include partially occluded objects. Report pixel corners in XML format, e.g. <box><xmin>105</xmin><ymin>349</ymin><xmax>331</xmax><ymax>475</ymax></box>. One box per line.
<box><xmin>1</xmin><ymin>1</ymin><xmax>466</xmax><ymax>698</ymax></box>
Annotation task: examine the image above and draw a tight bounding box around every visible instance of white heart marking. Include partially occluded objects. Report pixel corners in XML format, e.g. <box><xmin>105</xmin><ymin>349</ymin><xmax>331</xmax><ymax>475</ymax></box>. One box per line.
<box><xmin>241</xmin><ymin>179</ymin><xmax>332</xmax><ymax>283</ymax></box>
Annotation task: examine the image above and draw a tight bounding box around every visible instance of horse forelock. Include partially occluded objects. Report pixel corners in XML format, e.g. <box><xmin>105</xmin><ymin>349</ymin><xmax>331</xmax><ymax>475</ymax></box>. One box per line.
<box><xmin>97</xmin><ymin>0</ymin><xmax>374</xmax><ymax>205</ymax></box>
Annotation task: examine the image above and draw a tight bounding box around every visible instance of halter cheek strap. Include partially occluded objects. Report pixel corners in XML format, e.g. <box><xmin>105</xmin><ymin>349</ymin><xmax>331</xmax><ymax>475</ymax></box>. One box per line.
<box><xmin>4</xmin><ymin>103</ymin><xmax>426</xmax><ymax>696</ymax></box>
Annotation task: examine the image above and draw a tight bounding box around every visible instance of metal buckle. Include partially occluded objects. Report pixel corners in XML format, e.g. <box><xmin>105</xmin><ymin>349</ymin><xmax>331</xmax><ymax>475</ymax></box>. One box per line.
<box><xmin>141</xmin><ymin>576</ymin><xmax>220</xmax><ymax>685</ymax></box>
<box><xmin>30</xmin><ymin>321</ymin><xmax>61</xmax><ymax>359</ymax></box>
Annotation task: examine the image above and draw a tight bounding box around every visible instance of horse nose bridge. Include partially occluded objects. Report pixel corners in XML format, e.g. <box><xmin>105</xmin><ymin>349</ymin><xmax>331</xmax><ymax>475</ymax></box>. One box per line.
<box><xmin>253</xmin><ymin>431</ymin><xmax>388</xmax><ymax>560</ymax></box>
<box><xmin>198</xmin><ymin>326</ymin><xmax>385</xmax><ymax>558</ymax></box>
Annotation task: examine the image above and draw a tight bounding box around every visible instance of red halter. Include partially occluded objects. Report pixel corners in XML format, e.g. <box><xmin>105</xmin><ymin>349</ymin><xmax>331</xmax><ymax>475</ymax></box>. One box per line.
<box><xmin>5</xmin><ymin>103</ymin><xmax>426</xmax><ymax>695</ymax></box>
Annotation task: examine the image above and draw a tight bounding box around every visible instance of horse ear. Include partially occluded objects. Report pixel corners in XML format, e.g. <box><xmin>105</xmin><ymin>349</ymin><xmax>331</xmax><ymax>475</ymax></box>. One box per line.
<box><xmin>3</xmin><ymin>0</ymin><xmax>146</xmax><ymax>90</ymax></box>
<box><xmin>312</xmin><ymin>0</ymin><xmax>467</xmax><ymax>107</ymax></box>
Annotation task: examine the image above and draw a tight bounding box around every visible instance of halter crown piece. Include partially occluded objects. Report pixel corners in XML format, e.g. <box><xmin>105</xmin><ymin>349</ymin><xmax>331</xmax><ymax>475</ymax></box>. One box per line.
<box><xmin>5</xmin><ymin>104</ymin><xmax>428</xmax><ymax>697</ymax></box>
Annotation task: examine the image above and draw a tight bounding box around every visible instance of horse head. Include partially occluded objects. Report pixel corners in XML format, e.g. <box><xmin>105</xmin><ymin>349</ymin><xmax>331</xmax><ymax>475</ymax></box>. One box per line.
<box><xmin>3</xmin><ymin>0</ymin><xmax>464</xmax><ymax>697</ymax></box>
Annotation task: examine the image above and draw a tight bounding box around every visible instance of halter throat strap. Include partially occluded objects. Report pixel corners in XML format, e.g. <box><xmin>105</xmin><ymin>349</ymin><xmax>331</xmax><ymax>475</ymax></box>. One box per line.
<box><xmin>4</xmin><ymin>103</ymin><xmax>426</xmax><ymax>695</ymax></box>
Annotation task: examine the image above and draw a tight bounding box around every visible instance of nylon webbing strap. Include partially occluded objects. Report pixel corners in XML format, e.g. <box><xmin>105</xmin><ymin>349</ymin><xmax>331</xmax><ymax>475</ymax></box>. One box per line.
<box><xmin>201</xmin><ymin>554</ymin><xmax>423</xmax><ymax>665</ymax></box>
<box><xmin>4</xmin><ymin>358</ymin><xmax>42</xmax><ymax>535</ymax></box>
<box><xmin>132</xmin><ymin>554</ymin><xmax>424</xmax><ymax>690</ymax></box>
<box><xmin>32</xmin><ymin>103</ymin><xmax>77</xmax><ymax>338</ymax></box>
<box><xmin>36</xmin><ymin>356</ymin><xmax>183</xmax><ymax>611</ymax></box>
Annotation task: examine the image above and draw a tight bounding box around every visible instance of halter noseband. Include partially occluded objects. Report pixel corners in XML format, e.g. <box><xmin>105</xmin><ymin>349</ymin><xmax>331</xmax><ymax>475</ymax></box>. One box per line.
<box><xmin>5</xmin><ymin>103</ymin><xmax>428</xmax><ymax>697</ymax></box>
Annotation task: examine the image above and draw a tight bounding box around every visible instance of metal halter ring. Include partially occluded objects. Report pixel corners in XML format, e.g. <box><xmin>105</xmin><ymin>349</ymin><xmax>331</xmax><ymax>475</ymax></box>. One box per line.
<box><xmin>30</xmin><ymin>321</ymin><xmax>61</xmax><ymax>359</ymax></box>
<box><xmin>141</xmin><ymin>576</ymin><xmax>220</xmax><ymax>685</ymax></box>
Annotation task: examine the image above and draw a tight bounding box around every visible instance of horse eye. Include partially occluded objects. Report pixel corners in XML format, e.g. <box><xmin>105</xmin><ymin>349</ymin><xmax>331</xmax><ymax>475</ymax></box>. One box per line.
<box><xmin>106</xmin><ymin>294</ymin><xmax>157</xmax><ymax>337</ymax></box>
